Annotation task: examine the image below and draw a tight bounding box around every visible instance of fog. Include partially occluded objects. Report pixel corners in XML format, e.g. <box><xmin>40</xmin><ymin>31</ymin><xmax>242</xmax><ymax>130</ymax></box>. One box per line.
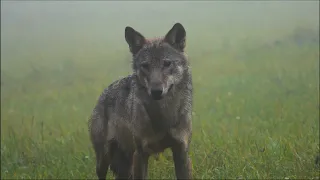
<box><xmin>1</xmin><ymin>2</ymin><xmax>319</xmax><ymax>179</ymax></box>
<box><xmin>1</xmin><ymin>1</ymin><xmax>319</xmax><ymax>76</ymax></box>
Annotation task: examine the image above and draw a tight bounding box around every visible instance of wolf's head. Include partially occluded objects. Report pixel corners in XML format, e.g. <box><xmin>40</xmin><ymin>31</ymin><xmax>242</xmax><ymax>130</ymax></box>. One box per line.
<box><xmin>125</xmin><ymin>23</ymin><xmax>188</xmax><ymax>100</ymax></box>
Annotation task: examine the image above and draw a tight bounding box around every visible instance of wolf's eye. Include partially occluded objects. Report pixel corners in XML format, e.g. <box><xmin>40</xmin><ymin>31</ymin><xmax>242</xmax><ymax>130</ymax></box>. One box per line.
<box><xmin>141</xmin><ymin>63</ymin><xmax>149</xmax><ymax>70</ymax></box>
<box><xmin>163</xmin><ymin>61</ymin><xmax>171</xmax><ymax>68</ymax></box>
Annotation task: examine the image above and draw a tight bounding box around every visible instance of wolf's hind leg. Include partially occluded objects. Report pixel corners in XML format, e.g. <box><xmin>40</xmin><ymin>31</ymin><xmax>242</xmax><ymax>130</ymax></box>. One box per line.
<box><xmin>94</xmin><ymin>142</ymin><xmax>110</xmax><ymax>180</ymax></box>
<box><xmin>109</xmin><ymin>140</ymin><xmax>133</xmax><ymax>180</ymax></box>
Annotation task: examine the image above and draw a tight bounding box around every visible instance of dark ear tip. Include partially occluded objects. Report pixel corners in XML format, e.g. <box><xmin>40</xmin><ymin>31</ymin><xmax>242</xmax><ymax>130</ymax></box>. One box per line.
<box><xmin>173</xmin><ymin>23</ymin><xmax>185</xmax><ymax>30</ymax></box>
<box><xmin>125</xmin><ymin>26</ymin><xmax>134</xmax><ymax>34</ymax></box>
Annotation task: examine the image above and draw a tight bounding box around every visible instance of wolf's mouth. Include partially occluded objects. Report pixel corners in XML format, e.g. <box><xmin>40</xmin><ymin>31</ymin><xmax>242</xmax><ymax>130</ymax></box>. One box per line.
<box><xmin>150</xmin><ymin>84</ymin><xmax>174</xmax><ymax>101</ymax></box>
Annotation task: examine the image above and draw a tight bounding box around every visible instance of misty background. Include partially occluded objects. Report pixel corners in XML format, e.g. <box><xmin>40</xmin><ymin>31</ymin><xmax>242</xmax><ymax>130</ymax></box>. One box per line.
<box><xmin>1</xmin><ymin>1</ymin><xmax>319</xmax><ymax>77</ymax></box>
<box><xmin>1</xmin><ymin>1</ymin><xmax>320</xmax><ymax>179</ymax></box>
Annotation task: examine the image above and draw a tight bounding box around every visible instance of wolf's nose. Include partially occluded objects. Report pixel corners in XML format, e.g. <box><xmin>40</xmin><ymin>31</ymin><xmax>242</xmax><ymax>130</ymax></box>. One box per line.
<box><xmin>150</xmin><ymin>89</ymin><xmax>163</xmax><ymax>100</ymax></box>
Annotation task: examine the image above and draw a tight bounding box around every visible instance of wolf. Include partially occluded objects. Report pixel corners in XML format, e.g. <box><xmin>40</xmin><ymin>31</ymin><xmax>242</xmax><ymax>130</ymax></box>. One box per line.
<box><xmin>88</xmin><ymin>23</ymin><xmax>193</xmax><ymax>180</ymax></box>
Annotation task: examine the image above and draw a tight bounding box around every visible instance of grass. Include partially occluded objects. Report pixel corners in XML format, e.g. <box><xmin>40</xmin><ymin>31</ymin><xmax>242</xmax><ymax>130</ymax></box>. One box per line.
<box><xmin>1</xmin><ymin>27</ymin><xmax>319</xmax><ymax>179</ymax></box>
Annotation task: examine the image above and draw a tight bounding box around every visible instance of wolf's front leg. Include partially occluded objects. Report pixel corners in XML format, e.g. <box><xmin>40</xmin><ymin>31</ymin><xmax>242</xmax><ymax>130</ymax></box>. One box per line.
<box><xmin>171</xmin><ymin>142</ymin><xmax>192</xmax><ymax>180</ymax></box>
<box><xmin>132</xmin><ymin>142</ymin><xmax>149</xmax><ymax>180</ymax></box>
<box><xmin>170</xmin><ymin>117</ymin><xmax>193</xmax><ymax>180</ymax></box>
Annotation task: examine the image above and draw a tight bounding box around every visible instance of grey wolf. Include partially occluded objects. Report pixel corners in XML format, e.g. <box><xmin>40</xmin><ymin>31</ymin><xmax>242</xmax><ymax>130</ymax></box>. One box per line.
<box><xmin>88</xmin><ymin>23</ymin><xmax>193</xmax><ymax>180</ymax></box>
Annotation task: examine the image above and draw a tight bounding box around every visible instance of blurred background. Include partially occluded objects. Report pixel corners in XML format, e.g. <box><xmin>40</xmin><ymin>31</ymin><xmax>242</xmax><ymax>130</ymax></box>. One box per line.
<box><xmin>1</xmin><ymin>1</ymin><xmax>319</xmax><ymax>179</ymax></box>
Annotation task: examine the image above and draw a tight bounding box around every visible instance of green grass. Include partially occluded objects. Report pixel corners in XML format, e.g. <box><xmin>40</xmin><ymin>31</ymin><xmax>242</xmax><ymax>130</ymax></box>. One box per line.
<box><xmin>1</xmin><ymin>29</ymin><xmax>319</xmax><ymax>179</ymax></box>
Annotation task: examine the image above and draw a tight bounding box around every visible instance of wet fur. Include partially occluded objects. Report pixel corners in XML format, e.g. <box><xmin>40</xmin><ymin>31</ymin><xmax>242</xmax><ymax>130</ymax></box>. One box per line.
<box><xmin>88</xmin><ymin>23</ymin><xmax>193</xmax><ymax>180</ymax></box>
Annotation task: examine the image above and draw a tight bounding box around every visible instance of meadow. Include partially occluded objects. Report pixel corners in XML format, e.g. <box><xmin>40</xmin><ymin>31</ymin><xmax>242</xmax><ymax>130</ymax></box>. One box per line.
<box><xmin>1</xmin><ymin>1</ymin><xmax>319</xmax><ymax>179</ymax></box>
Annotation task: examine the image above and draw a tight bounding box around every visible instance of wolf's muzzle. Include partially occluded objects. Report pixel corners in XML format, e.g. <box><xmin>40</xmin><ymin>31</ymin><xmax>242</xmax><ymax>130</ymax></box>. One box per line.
<box><xmin>150</xmin><ymin>88</ymin><xmax>163</xmax><ymax>100</ymax></box>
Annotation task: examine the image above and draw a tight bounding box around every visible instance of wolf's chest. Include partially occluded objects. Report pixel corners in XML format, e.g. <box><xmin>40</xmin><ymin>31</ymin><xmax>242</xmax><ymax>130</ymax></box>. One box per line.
<box><xmin>141</xmin><ymin>132</ymin><xmax>173</xmax><ymax>154</ymax></box>
<box><xmin>143</xmin><ymin>100</ymin><xmax>179</xmax><ymax>133</ymax></box>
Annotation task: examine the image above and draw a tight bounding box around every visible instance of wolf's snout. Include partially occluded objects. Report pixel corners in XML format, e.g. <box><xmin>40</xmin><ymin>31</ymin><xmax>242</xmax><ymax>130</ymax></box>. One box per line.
<box><xmin>150</xmin><ymin>88</ymin><xmax>163</xmax><ymax>100</ymax></box>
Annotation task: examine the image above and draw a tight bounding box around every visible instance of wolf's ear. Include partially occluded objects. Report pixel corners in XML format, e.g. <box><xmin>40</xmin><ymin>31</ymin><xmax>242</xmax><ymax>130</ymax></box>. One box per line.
<box><xmin>125</xmin><ymin>26</ymin><xmax>146</xmax><ymax>55</ymax></box>
<box><xmin>164</xmin><ymin>23</ymin><xmax>186</xmax><ymax>52</ymax></box>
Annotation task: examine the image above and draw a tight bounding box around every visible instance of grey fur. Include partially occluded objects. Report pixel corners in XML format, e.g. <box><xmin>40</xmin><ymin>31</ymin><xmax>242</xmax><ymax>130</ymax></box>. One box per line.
<box><xmin>88</xmin><ymin>23</ymin><xmax>193</xmax><ymax>180</ymax></box>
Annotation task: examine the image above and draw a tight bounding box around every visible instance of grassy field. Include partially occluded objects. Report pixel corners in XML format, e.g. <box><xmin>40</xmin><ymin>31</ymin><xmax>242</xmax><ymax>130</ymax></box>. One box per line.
<box><xmin>1</xmin><ymin>1</ymin><xmax>319</xmax><ymax>179</ymax></box>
